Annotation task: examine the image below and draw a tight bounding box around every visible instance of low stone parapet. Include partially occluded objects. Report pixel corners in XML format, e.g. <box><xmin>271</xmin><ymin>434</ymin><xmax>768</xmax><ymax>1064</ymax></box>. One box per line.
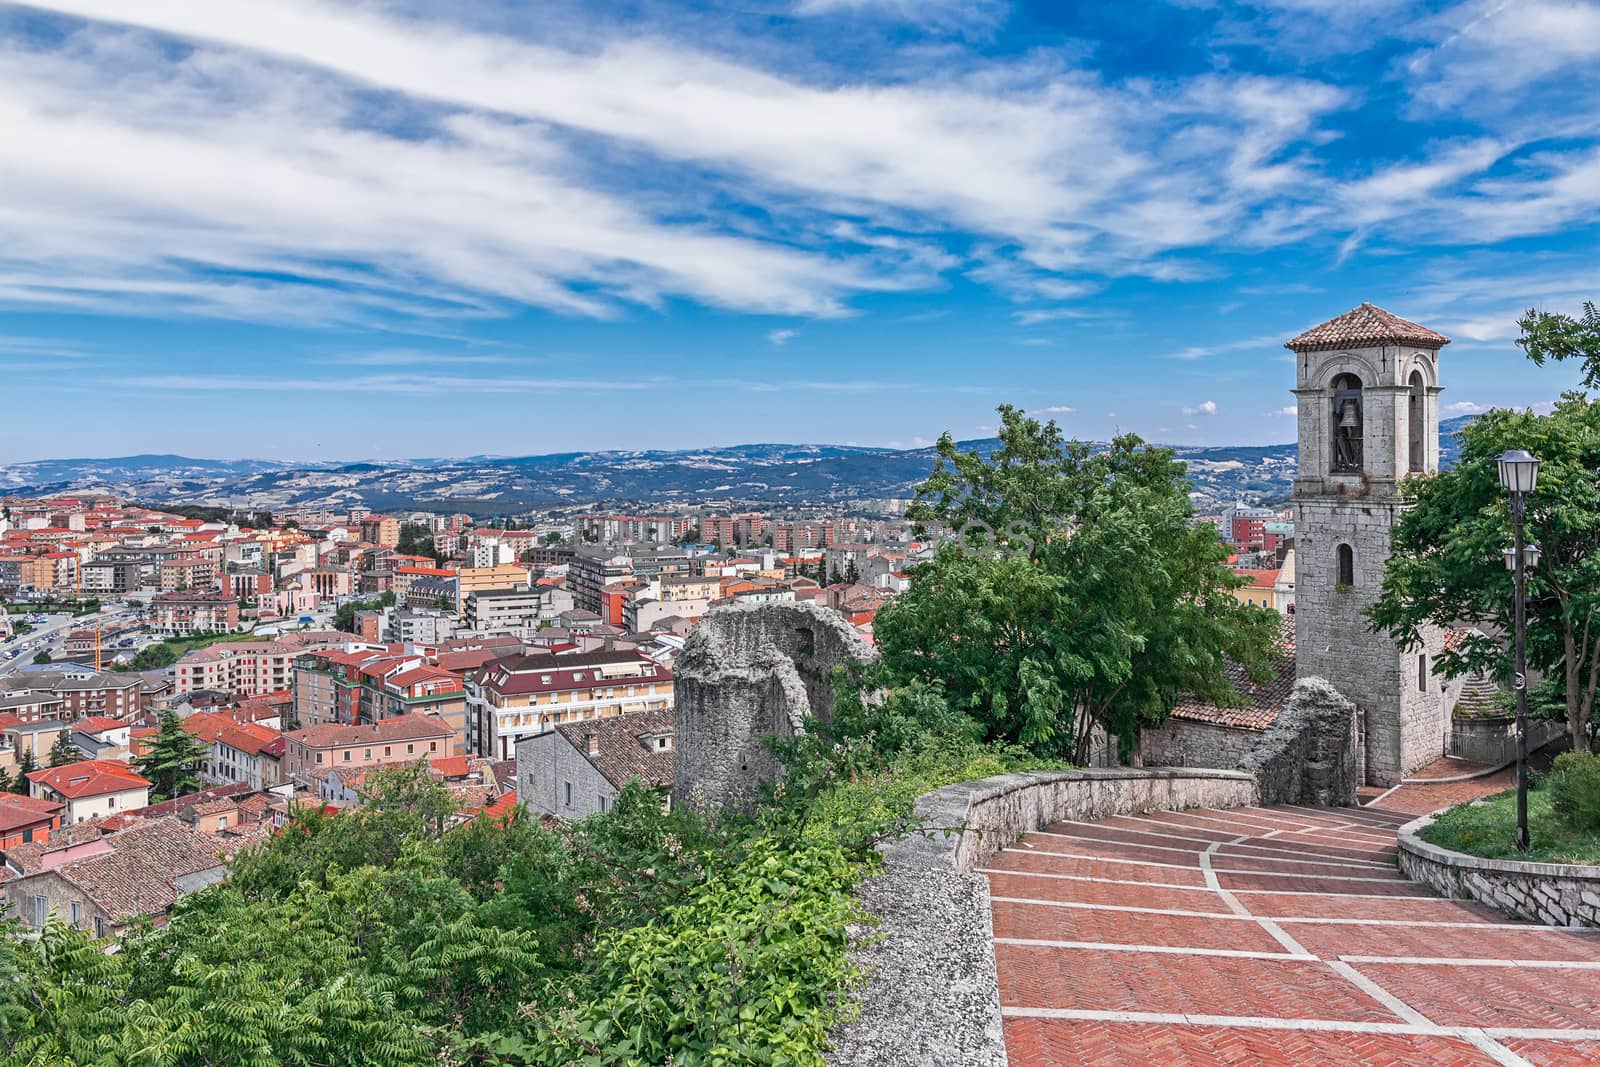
<box><xmin>1397</xmin><ymin>813</ymin><xmax>1600</xmax><ymax>928</ymax></box>
<box><xmin>828</xmin><ymin>767</ymin><xmax>1258</xmax><ymax>1066</ymax></box>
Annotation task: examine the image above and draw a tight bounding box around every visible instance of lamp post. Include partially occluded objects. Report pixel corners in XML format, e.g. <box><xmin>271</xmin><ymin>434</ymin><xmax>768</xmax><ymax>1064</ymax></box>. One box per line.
<box><xmin>1498</xmin><ymin>448</ymin><xmax>1541</xmax><ymax>853</ymax></box>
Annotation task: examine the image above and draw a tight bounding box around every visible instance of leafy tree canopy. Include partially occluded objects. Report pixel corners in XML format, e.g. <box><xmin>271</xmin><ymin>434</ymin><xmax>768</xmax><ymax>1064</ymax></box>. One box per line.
<box><xmin>874</xmin><ymin>405</ymin><xmax>1279</xmax><ymax>760</ymax></box>
<box><xmin>1371</xmin><ymin>393</ymin><xmax>1600</xmax><ymax>751</ymax></box>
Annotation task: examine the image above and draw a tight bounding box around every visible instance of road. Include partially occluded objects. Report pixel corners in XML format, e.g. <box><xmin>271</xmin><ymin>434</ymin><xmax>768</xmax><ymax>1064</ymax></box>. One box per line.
<box><xmin>0</xmin><ymin>605</ymin><xmax>144</xmax><ymax>679</ymax></box>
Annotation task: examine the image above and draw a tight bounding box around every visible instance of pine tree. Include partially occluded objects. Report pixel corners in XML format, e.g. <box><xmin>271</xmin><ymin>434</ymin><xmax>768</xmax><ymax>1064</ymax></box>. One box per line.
<box><xmin>13</xmin><ymin>748</ymin><xmax>37</xmax><ymax>793</ymax></box>
<box><xmin>133</xmin><ymin>712</ymin><xmax>209</xmax><ymax>801</ymax></box>
<box><xmin>0</xmin><ymin>765</ymin><xmax>13</xmax><ymax>794</ymax></box>
<box><xmin>48</xmin><ymin>731</ymin><xmax>78</xmax><ymax>768</ymax></box>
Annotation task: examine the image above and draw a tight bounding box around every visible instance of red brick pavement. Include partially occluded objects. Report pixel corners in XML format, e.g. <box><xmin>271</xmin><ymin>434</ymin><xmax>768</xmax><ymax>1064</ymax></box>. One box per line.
<box><xmin>988</xmin><ymin>800</ymin><xmax>1600</xmax><ymax>1065</ymax></box>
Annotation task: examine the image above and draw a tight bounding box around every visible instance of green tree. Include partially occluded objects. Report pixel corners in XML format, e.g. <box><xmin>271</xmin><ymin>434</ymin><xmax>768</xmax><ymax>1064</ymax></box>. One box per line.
<box><xmin>0</xmin><ymin>766</ymin><xmax>13</xmax><ymax>794</ymax></box>
<box><xmin>30</xmin><ymin>651</ymin><xmax>50</xmax><ymax>665</ymax></box>
<box><xmin>396</xmin><ymin>522</ymin><xmax>442</xmax><ymax>562</ymax></box>
<box><xmin>13</xmin><ymin>748</ymin><xmax>36</xmax><ymax>793</ymax></box>
<box><xmin>47</xmin><ymin>731</ymin><xmax>77</xmax><ymax>768</ymax></box>
<box><xmin>133</xmin><ymin>711</ymin><xmax>209</xmax><ymax>800</ymax></box>
<box><xmin>1371</xmin><ymin>394</ymin><xmax>1600</xmax><ymax>752</ymax></box>
<box><xmin>1519</xmin><ymin>301</ymin><xmax>1600</xmax><ymax>390</ymax></box>
<box><xmin>875</xmin><ymin>405</ymin><xmax>1279</xmax><ymax>761</ymax></box>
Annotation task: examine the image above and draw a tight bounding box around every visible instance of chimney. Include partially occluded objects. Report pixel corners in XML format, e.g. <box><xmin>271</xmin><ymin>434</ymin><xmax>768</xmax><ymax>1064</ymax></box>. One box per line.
<box><xmin>586</xmin><ymin>732</ymin><xmax>600</xmax><ymax>758</ymax></box>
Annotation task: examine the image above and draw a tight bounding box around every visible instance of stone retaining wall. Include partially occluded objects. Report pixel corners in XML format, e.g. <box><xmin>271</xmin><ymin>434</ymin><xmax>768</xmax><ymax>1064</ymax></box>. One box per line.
<box><xmin>828</xmin><ymin>768</ymin><xmax>1259</xmax><ymax>1066</ymax></box>
<box><xmin>1397</xmin><ymin>813</ymin><xmax>1600</xmax><ymax>928</ymax></box>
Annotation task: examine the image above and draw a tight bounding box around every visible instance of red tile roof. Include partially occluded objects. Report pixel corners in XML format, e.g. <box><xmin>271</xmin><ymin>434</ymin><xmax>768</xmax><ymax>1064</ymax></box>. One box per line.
<box><xmin>0</xmin><ymin>793</ymin><xmax>64</xmax><ymax>834</ymax></box>
<box><xmin>427</xmin><ymin>754</ymin><xmax>471</xmax><ymax>779</ymax></box>
<box><xmin>1168</xmin><ymin>617</ymin><xmax>1296</xmax><ymax>731</ymax></box>
<box><xmin>73</xmin><ymin>716</ymin><xmax>130</xmax><ymax>737</ymax></box>
<box><xmin>285</xmin><ymin>714</ymin><xmax>454</xmax><ymax>748</ymax></box>
<box><xmin>27</xmin><ymin>759</ymin><xmax>151</xmax><ymax>799</ymax></box>
<box><xmin>554</xmin><ymin>710</ymin><xmax>674</xmax><ymax>790</ymax></box>
<box><xmin>1285</xmin><ymin>303</ymin><xmax>1450</xmax><ymax>353</ymax></box>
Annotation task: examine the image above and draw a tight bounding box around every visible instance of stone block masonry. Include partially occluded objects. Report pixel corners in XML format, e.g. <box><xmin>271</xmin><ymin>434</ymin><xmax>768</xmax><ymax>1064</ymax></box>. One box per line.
<box><xmin>671</xmin><ymin>600</ymin><xmax>877</xmax><ymax>812</ymax></box>
<box><xmin>1244</xmin><ymin>677</ymin><xmax>1360</xmax><ymax>805</ymax></box>
<box><xmin>1398</xmin><ymin>812</ymin><xmax>1600</xmax><ymax>928</ymax></box>
<box><xmin>827</xmin><ymin>768</ymin><xmax>1258</xmax><ymax>1066</ymax></box>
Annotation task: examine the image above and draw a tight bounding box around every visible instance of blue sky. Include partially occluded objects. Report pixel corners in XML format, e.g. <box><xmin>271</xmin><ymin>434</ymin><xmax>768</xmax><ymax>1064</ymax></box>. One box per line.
<box><xmin>0</xmin><ymin>0</ymin><xmax>1596</xmax><ymax>462</ymax></box>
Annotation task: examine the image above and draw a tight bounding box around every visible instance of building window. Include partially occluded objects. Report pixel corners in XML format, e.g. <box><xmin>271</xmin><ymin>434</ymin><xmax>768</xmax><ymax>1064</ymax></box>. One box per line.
<box><xmin>95</xmin><ymin>916</ymin><xmax>107</xmax><ymax>938</ymax></box>
<box><xmin>407</xmin><ymin>744</ymin><xmax>414</xmax><ymax>754</ymax></box>
<box><xmin>599</xmin><ymin>793</ymin><xmax>609</xmax><ymax>813</ymax></box>
<box><xmin>1336</xmin><ymin>544</ymin><xmax>1354</xmax><ymax>588</ymax></box>
<box><xmin>363</xmin><ymin>748</ymin><xmax>371</xmax><ymax>760</ymax></box>
<box><xmin>316</xmin><ymin>752</ymin><xmax>324</xmax><ymax>764</ymax></box>
<box><xmin>31</xmin><ymin>896</ymin><xmax>45</xmax><ymax>928</ymax></box>
<box><xmin>430</xmin><ymin>741</ymin><xmax>438</xmax><ymax>752</ymax></box>
<box><xmin>70</xmin><ymin>901</ymin><xmax>81</xmax><ymax>926</ymax></box>
<box><xmin>384</xmin><ymin>745</ymin><xmax>391</xmax><ymax>756</ymax></box>
<box><xmin>563</xmin><ymin>781</ymin><xmax>573</xmax><ymax>807</ymax></box>
<box><xmin>343</xmin><ymin>751</ymin><xmax>351</xmax><ymax>761</ymax></box>
<box><xmin>1408</xmin><ymin>370</ymin><xmax>1427</xmax><ymax>473</ymax></box>
<box><xmin>1418</xmin><ymin>654</ymin><xmax>1428</xmax><ymax>692</ymax></box>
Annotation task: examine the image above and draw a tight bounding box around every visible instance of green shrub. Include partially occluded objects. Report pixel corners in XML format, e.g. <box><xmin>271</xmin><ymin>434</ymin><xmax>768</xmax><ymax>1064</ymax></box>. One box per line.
<box><xmin>1548</xmin><ymin>751</ymin><xmax>1600</xmax><ymax>831</ymax></box>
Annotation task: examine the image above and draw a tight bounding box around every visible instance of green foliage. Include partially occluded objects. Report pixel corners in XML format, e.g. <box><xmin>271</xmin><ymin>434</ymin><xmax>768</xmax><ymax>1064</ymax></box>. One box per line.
<box><xmin>1548</xmin><ymin>751</ymin><xmax>1600</xmax><ymax>832</ymax></box>
<box><xmin>12</xmin><ymin>748</ymin><xmax>36</xmax><ymax>793</ymax></box>
<box><xmin>335</xmin><ymin>595</ymin><xmax>391</xmax><ymax>634</ymax></box>
<box><xmin>1420</xmin><ymin>784</ymin><xmax>1600</xmax><ymax>865</ymax></box>
<box><xmin>132</xmin><ymin>711</ymin><xmax>209</xmax><ymax>801</ymax></box>
<box><xmin>47</xmin><ymin>732</ymin><xmax>77</xmax><ymax>768</ymax></box>
<box><xmin>877</xmin><ymin>404</ymin><xmax>1279</xmax><ymax>760</ymax></box>
<box><xmin>30</xmin><ymin>651</ymin><xmax>50</xmax><ymax>665</ymax></box>
<box><xmin>1370</xmin><ymin>393</ymin><xmax>1600</xmax><ymax>751</ymax></box>
<box><xmin>396</xmin><ymin>522</ymin><xmax>444</xmax><ymax>563</ymax></box>
<box><xmin>3</xmin><ymin>652</ymin><xmax>1065</xmax><ymax>1067</ymax></box>
<box><xmin>1519</xmin><ymin>301</ymin><xmax>1600</xmax><ymax>390</ymax></box>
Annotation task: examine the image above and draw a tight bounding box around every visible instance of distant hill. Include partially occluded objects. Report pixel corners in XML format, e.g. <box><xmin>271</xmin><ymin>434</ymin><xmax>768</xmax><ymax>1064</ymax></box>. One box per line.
<box><xmin>0</xmin><ymin>416</ymin><xmax>1478</xmax><ymax>516</ymax></box>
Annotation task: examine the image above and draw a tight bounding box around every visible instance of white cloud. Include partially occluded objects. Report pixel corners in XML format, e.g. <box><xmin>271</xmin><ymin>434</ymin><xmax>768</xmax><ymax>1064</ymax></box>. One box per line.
<box><xmin>2</xmin><ymin>0</ymin><xmax>1377</xmax><ymax>321</ymax></box>
<box><xmin>1445</xmin><ymin>400</ymin><xmax>1488</xmax><ymax>415</ymax></box>
<box><xmin>1182</xmin><ymin>400</ymin><xmax>1220</xmax><ymax>416</ymax></box>
<box><xmin>767</xmin><ymin>328</ymin><xmax>799</xmax><ymax>346</ymax></box>
<box><xmin>1033</xmin><ymin>405</ymin><xmax>1076</xmax><ymax>414</ymax></box>
<box><xmin>1270</xmin><ymin>405</ymin><xmax>1298</xmax><ymax>416</ymax></box>
<box><xmin>791</xmin><ymin>0</ymin><xmax>1009</xmax><ymax>35</ymax></box>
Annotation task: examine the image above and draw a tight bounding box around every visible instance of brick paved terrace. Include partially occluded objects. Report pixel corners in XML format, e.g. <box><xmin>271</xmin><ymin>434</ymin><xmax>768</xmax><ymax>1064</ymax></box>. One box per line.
<box><xmin>984</xmin><ymin>797</ymin><xmax>1600</xmax><ymax>1065</ymax></box>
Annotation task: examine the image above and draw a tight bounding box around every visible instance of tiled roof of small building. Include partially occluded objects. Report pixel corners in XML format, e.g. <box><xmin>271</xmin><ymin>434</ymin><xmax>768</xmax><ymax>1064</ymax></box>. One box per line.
<box><xmin>1168</xmin><ymin>617</ymin><xmax>1296</xmax><ymax>731</ymax></box>
<box><xmin>554</xmin><ymin>710</ymin><xmax>674</xmax><ymax>791</ymax></box>
<box><xmin>54</xmin><ymin>817</ymin><xmax>226</xmax><ymax>922</ymax></box>
<box><xmin>1285</xmin><ymin>303</ymin><xmax>1450</xmax><ymax>353</ymax></box>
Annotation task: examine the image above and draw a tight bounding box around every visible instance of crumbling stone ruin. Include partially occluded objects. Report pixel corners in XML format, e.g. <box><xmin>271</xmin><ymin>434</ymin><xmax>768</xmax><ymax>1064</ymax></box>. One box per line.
<box><xmin>1243</xmin><ymin>677</ymin><xmax>1360</xmax><ymax>805</ymax></box>
<box><xmin>671</xmin><ymin>600</ymin><xmax>878</xmax><ymax>811</ymax></box>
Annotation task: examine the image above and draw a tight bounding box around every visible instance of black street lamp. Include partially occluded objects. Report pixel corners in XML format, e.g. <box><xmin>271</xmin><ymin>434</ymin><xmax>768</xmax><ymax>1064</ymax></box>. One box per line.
<box><xmin>1498</xmin><ymin>448</ymin><xmax>1542</xmax><ymax>852</ymax></box>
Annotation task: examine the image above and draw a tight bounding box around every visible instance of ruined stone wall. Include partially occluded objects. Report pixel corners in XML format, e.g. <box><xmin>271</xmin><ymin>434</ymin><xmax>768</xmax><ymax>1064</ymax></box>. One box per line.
<box><xmin>1242</xmin><ymin>677</ymin><xmax>1361</xmax><ymax>806</ymax></box>
<box><xmin>1138</xmin><ymin>719</ymin><xmax>1259</xmax><ymax>770</ymax></box>
<box><xmin>671</xmin><ymin>600</ymin><xmax>877</xmax><ymax>811</ymax></box>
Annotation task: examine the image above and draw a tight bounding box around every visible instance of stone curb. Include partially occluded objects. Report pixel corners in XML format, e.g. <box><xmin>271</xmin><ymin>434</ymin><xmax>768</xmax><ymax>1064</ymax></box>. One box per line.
<box><xmin>827</xmin><ymin>767</ymin><xmax>1258</xmax><ymax>1066</ymax></box>
<box><xmin>1397</xmin><ymin>813</ymin><xmax>1600</xmax><ymax>928</ymax></box>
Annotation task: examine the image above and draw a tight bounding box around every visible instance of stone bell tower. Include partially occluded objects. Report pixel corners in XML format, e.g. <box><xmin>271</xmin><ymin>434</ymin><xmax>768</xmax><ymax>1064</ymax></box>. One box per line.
<box><xmin>1288</xmin><ymin>303</ymin><xmax>1451</xmax><ymax>786</ymax></box>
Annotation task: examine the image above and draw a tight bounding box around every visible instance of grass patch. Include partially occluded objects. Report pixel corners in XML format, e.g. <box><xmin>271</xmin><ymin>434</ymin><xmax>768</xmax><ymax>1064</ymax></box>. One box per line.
<box><xmin>1419</xmin><ymin>786</ymin><xmax>1600</xmax><ymax>865</ymax></box>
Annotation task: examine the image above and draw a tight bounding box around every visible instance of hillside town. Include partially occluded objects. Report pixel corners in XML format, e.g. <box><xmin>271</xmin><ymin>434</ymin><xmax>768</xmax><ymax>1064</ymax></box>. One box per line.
<box><xmin>0</xmin><ymin>491</ymin><xmax>1296</xmax><ymax>932</ymax></box>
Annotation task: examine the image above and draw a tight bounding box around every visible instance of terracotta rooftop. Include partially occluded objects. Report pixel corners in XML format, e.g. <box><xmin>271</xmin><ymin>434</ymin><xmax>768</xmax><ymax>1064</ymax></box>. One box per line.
<box><xmin>41</xmin><ymin>817</ymin><xmax>226</xmax><ymax>922</ymax></box>
<box><xmin>554</xmin><ymin>709</ymin><xmax>674</xmax><ymax>790</ymax></box>
<box><xmin>0</xmin><ymin>793</ymin><xmax>65</xmax><ymax>834</ymax></box>
<box><xmin>286</xmin><ymin>714</ymin><xmax>454</xmax><ymax>748</ymax></box>
<box><xmin>1168</xmin><ymin>617</ymin><xmax>1296</xmax><ymax>731</ymax></box>
<box><xmin>26</xmin><ymin>759</ymin><xmax>151</xmax><ymax>799</ymax></box>
<box><xmin>1284</xmin><ymin>302</ymin><xmax>1450</xmax><ymax>353</ymax></box>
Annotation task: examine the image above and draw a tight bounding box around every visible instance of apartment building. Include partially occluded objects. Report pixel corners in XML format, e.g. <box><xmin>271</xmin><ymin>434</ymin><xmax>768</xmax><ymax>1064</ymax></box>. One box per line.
<box><xmin>151</xmin><ymin>591</ymin><xmax>241</xmax><ymax>636</ymax></box>
<box><xmin>174</xmin><ymin>632</ymin><xmax>346</xmax><ymax>698</ymax></box>
<box><xmin>464</xmin><ymin>585</ymin><xmax>573</xmax><ymax>635</ymax></box>
<box><xmin>468</xmin><ymin>649</ymin><xmax>673</xmax><ymax>761</ymax></box>
<box><xmin>180</xmin><ymin>711</ymin><xmax>285</xmax><ymax>790</ymax></box>
<box><xmin>281</xmin><ymin>714</ymin><xmax>456</xmax><ymax>787</ymax></box>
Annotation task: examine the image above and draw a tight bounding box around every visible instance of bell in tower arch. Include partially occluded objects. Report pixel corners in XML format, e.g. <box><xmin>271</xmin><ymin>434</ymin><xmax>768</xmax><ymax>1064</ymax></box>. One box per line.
<box><xmin>1331</xmin><ymin>374</ymin><xmax>1363</xmax><ymax>473</ymax></box>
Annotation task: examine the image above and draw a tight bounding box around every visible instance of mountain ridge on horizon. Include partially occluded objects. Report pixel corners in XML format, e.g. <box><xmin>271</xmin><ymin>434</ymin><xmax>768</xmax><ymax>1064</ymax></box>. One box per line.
<box><xmin>0</xmin><ymin>417</ymin><xmax>1475</xmax><ymax>515</ymax></box>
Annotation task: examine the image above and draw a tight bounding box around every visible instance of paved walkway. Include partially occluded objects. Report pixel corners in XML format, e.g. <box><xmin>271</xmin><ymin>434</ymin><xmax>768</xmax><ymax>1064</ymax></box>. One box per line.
<box><xmin>984</xmin><ymin>802</ymin><xmax>1600</xmax><ymax>1065</ymax></box>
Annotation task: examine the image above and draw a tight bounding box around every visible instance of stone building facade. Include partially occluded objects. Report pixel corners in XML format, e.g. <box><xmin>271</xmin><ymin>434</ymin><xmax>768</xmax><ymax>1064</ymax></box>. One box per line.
<box><xmin>1288</xmin><ymin>303</ymin><xmax>1451</xmax><ymax>786</ymax></box>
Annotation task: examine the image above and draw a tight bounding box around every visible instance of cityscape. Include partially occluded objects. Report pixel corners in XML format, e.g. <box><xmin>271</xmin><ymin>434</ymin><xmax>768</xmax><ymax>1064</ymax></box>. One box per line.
<box><xmin>3</xmin><ymin>2</ymin><xmax>1600</xmax><ymax>1066</ymax></box>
